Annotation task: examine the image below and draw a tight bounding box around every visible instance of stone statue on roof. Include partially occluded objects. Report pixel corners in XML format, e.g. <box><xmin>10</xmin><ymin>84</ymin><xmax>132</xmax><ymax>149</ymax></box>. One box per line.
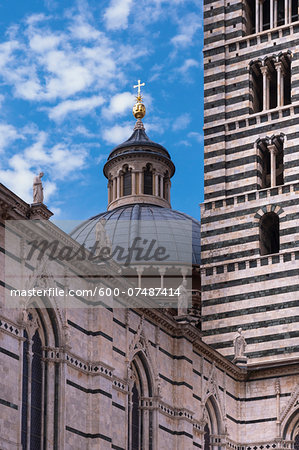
<box><xmin>33</xmin><ymin>172</ymin><xmax>44</xmax><ymax>204</ymax></box>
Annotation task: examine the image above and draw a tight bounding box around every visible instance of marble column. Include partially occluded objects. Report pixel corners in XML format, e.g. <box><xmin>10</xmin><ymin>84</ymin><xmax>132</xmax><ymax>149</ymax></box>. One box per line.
<box><xmin>268</xmin><ymin>144</ymin><xmax>278</xmax><ymax>187</ymax></box>
<box><xmin>281</xmin><ymin>68</ymin><xmax>285</xmax><ymax>106</ymax></box>
<box><xmin>132</xmin><ymin>172</ymin><xmax>136</xmax><ymax>195</ymax></box>
<box><xmin>261</xmin><ymin>66</ymin><xmax>269</xmax><ymax>110</ymax></box>
<box><xmin>113</xmin><ymin>177</ymin><xmax>117</xmax><ymax>201</ymax></box>
<box><xmin>275</xmin><ymin>62</ymin><xmax>282</xmax><ymax>107</ymax></box>
<box><xmin>160</xmin><ymin>176</ymin><xmax>164</xmax><ymax>198</ymax></box>
<box><xmin>274</xmin><ymin>0</ymin><xmax>278</xmax><ymax>26</ymax></box>
<box><xmin>260</xmin><ymin>0</ymin><xmax>263</xmax><ymax>31</ymax></box>
<box><xmin>285</xmin><ymin>0</ymin><xmax>288</xmax><ymax>24</ymax></box>
<box><xmin>270</xmin><ymin>0</ymin><xmax>274</xmax><ymax>28</ymax></box>
<box><xmin>116</xmin><ymin>174</ymin><xmax>121</xmax><ymax>199</ymax></box>
<box><xmin>256</xmin><ymin>0</ymin><xmax>260</xmax><ymax>32</ymax></box>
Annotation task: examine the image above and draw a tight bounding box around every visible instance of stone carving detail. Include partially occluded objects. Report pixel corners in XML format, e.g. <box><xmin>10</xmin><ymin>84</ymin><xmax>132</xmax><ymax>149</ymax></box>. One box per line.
<box><xmin>202</xmin><ymin>363</ymin><xmax>225</xmax><ymax>426</ymax></box>
<box><xmin>22</xmin><ymin>309</ymin><xmax>40</xmax><ymax>339</ymax></box>
<box><xmin>177</xmin><ymin>279</ymin><xmax>189</xmax><ymax>316</ymax></box>
<box><xmin>234</xmin><ymin>328</ymin><xmax>246</xmax><ymax>358</ymax></box>
<box><xmin>95</xmin><ymin>218</ymin><xmax>111</xmax><ymax>253</ymax></box>
<box><xmin>280</xmin><ymin>381</ymin><xmax>299</xmax><ymax>425</ymax></box>
<box><xmin>33</xmin><ymin>172</ymin><xmax>44</xmax><ymax>204</ymax></box>
<box><xmin>23</xmin><ymin>258</ymin><xmax>66</xmax><ymax>332</ymax></box>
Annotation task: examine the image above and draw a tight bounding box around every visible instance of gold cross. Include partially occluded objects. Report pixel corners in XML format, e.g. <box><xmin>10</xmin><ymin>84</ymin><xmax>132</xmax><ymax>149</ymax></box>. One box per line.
<box><xmin>133</xmin><ymin>79</ymin><xmax>145</xmax><ymax>97</ymax></box>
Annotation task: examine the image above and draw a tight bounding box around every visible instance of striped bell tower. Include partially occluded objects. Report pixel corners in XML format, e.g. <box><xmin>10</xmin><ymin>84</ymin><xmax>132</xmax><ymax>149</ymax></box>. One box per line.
<box><xmin>200</xmin><ymin>0</ymin><xmax>299</xmax><ymax>365</ymax></box>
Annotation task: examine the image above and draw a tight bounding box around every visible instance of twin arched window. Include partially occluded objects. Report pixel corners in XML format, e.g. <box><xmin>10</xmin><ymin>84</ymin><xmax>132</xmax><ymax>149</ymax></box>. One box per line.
<box><xmin>251</xmin><ymin>53</ymin><xmax>291</xmax><ymax>113</ymax></box>
<box><xmin>257</xmin><ymin>135</ymin><xmax>284</xmax><ymax>189</ymax></box>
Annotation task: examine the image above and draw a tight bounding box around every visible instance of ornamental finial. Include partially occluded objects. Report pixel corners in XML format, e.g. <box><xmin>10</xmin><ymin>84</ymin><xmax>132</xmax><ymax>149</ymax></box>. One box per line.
<box><xmin>133</xmin><ymin>79</ymin><xmax>146</xmax><ymax>120</ymax></box>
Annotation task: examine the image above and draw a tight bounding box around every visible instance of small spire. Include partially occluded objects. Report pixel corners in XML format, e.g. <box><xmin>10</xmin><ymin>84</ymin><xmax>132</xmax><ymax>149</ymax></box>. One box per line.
<box><xmin>133</xmin><ymin>79</ymin><xmax>146</xmax><ymax>120</ymax></box>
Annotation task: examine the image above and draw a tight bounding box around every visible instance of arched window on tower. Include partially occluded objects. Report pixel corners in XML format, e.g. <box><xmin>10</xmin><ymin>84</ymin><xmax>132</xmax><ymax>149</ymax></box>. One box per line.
<box><xmin>260</xmin><ymin>212</ymin><xmax>280</xmax><ymax>255</ymax></box>
<box><xmin>21</xmin><ymin>320</ymin><xmax>43</xmax><ymax>449</ymax></box>
<box><xmin>123</xmin><ymin>166</ymin><xmax>132</xmax><ymax>196</ymax></box>
<box><xmin>128</xmin><ymin>353</ymin><xmax>153</xmax><ymax>449</ymax></box>
<box><xmin>143</xmin><ymin>164</ymin><xmax>153</xmax><ymax>195</ymax></box>
<box><xmin>251</xmin><ymin>54</ymin><xmax>291</xmax><ymax>113</ymax></box>
<box><xmin>257</xmin><ymin>136</ymin><xmax>284</xmax><ymax>189</ymax></box>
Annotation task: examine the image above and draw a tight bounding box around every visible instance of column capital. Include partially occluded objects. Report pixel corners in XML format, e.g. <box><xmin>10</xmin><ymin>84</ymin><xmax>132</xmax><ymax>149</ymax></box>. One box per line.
<box><xmin>260</xmin><ymin>65</ymin><xmax>269</xmax><ymax>75</ymax></box>
<box><xmin>268</xmin><ymin>144</ymin><xmax>278</xmax><ymax>154</ymax></box>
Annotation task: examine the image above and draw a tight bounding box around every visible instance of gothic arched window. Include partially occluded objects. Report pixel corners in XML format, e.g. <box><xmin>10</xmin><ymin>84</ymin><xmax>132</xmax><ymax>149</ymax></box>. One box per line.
<box><xmin>260</xmin><ymin>212</ymin><xmax>280</xmax><ymax>255</ymax></box>
<box><xmin>123</xmin><ymin>166</ymin><xmax>132</xmax><ymax>196</ymax></box>
<box><xmin>21</xmin><ymin>327</ymin><xmax>43</xmax><ymax>449</ymax></box>
<box><xmin>295</xmin><ymin>434</ymin><xmax>299</xmax><ymax>450</ymax></box>
<box><xmin>21</xmin><ymin>307</ymin><xmax>60</xmax><ymax>449</ymax></box>
<box><xmin>128</xmin><ymin>353</ymin><xmax>153</xmax><ymax>449</ymax></box>
<box><xmin>143</xmin><ymin>164</ymin><xmax>153</xmax><ymax>195</ymax></box>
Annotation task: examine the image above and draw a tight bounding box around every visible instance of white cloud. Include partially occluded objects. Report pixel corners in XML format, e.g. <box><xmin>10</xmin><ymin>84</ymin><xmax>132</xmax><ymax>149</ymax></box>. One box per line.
<box><xmin>188</xmin><ymin>131</ymin><xmax>203</xmax><ymax>143</ymax></box>
<box><xmin>104</xmin><ymin>0</ymin><xmax>133</xmax><ymax>30</ymax></box>
<box><xmin>70</xmin><ymin>20</ymin><xmax>101</xmax><ymax>40</ymax></box>
<box><xmin>0</xmin><ymin>123</ymin><xmax>21</xmax><ymax>151</ymax></box>
<box><xmin>0</xmin><ymin>40</ymin><xmax>18</xmax><ymax>70</ymax></box>
<box><xmin>171</xmin><ymin>13</ymin><xmax>201</xmax><ymax>48</ymax></box>
<box><xmin>172</xmin><ymin>113</ymin><xmax>191</xmax><ymax>131</ymax></box>
<box><xmin>0</xmin><ymin>130</ymin><xmax>88</xmax><ymax>203</ymax></box>
<box><xmin>29</xmin><ymin>34</ymin><xmax>61</xmax><ymax>52</ymax></box>
<box><xmin>103</xmin><ymin>123</ymin><xmax>132</xmax><ymax>144</ymax></box>
<box><xmin>49</xmin><ymin>95</ymin><xmax>105</xmax><ymax>121</ymax></box>
<box><xmin>178</xmin><ymin>58</ymin><xmax>199</xmax><ymax>74</ymax></box>
<box><xmin>102</xmin><ymin>92</ymin><xmax>135</xmax><ymax>119</ymax></box>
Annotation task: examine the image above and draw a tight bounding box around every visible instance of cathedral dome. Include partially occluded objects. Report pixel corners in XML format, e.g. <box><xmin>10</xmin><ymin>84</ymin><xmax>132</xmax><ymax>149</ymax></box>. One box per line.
<box><xmin>70</xmin><ymin>203</ymin><xmax>201</xmax><ymax>265</ymax></box>
<box><xmin>70</xmin><ymin>82</ymin><xmax>201</xmax><ymax>266</ymax></box>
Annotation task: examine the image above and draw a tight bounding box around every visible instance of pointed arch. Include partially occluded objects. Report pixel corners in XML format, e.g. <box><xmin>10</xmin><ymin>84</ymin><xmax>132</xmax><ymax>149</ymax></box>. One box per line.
<box><xmin>21</xmin><ymin>304</ymin><xmax>62</xmax><ymax>449</ymax></box>
<box><xmin>205</xmin><ymin>394</ymin><xmax>224</xmax><ymax>435</ymax></box>
<box><xmin>282</xmin><ymin>408</ymin><xmax>299</xmax><ymax>440</ymax></box>
<box><xmin>128</xmin><ymin>351</ymin><xmax>154</xmax><ymax>450</ymax></box>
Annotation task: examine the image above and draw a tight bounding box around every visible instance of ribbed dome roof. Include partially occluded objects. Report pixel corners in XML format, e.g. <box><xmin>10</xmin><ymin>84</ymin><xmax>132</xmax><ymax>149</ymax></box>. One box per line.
<box><xmin>70</xmin><ymin>203</ymin><xmax>201</xmax><ymax>265</ymax></box>
<box><xmin>106</xmin><ymin>127</ymin><xmax>173</xmax><ymax>164</ymax></box>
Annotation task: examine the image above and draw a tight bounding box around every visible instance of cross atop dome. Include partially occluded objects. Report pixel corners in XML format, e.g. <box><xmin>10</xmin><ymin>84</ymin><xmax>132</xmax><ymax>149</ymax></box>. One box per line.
<box><xmin>133</xmin><ymin>79</ymin><xmax>146</xmax><ymax>121</ymax></box>
<box><xmin>133</xmin><ymin>79</ymin><xmax>145</xmax><ymax>100</ymax></box>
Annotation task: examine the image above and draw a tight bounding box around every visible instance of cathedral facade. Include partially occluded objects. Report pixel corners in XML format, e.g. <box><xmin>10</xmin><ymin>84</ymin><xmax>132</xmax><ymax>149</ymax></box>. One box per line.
<box><xmin>1</xmin><ymin>2</ymin><xmax>299</xmax><ymax>449</ymax></box>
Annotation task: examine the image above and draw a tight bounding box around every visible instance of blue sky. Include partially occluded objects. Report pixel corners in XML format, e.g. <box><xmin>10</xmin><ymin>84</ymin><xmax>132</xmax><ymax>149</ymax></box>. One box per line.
<box><xmin>0</xmin><ymin>0</ymin><xmax>203</xmax><ymax>221</ymax></box>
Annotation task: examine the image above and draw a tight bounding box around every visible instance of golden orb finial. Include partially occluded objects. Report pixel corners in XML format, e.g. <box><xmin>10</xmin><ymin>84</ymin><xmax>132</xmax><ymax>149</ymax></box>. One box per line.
<box><xmin>133</xmin><ymin>79</ymin><xmax>146</xmax><ymax>119</ymax></box>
